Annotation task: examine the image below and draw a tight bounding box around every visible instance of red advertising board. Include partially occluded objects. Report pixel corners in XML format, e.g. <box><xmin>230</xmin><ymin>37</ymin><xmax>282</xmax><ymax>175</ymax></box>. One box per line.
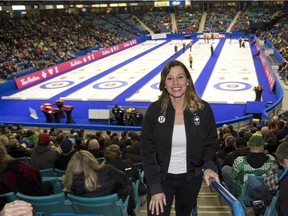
<box><xmin>15</xmin><ymin>39</ymin><xmax>138</xmax><ymax>89</ymax></box>
<box><xmin>255</xmin><ymin>43</ymin><xmax>276</xmax><ymax>91</ymax></box>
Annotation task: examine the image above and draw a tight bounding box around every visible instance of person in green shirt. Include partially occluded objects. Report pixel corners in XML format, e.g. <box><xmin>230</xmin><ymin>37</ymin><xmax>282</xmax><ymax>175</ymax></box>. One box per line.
<box><xmin>231</xmin><ymin>135</ymin><xmax>276</xmax><ymax>197</ymax></box>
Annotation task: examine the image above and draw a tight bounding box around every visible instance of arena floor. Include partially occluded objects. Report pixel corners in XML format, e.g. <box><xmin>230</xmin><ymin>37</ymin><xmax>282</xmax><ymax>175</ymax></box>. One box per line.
<box><xmin>0</xmin><ymin>38</ymin><xmax>277</xmax><ymax>128</ymax></box>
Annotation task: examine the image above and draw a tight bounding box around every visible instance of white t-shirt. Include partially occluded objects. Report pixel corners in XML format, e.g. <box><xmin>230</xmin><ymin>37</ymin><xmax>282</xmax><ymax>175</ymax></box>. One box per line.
<box><xmin>168</xmin><ymin>124</ymin><xmax>187</xmax><ymax>174</ymax></box>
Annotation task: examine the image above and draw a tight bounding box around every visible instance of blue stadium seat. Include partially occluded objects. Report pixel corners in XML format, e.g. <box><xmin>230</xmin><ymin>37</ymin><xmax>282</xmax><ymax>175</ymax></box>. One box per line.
<box><xmin>14</xmin><ymin>156</ymin><xmax>31</xmax><ymax>163</ymax></box>
<box><xmin>40</xmin><ymin>168</ymin><xmax>56</xmax><ymax>177</ymax></box>
<box><xmin>0</xmin><ymin>192</ymin><xmax>17</xmax><ymax>209</ymax></box>
<box><xmin>16</xmin><ymin>192</ymin><xmax>73</xmax><ymax>215</ymax></box>
<box><xmin>67</xmin><ymin>193</ymin><xmax>129</xmax><ymax>216</ymax></box>
<box><xmin>132</xmin><ymin>180</ymin><xmax>141</xmax><ymax>211</ymax></box>
<box><xmin>133</xmin><ymin>162</ymin><xmax>143</xmax><ymax>171</ymax></box>
<box><xmin>96</xmin><ymin>157</ymin><xmax>105</xmax><ymax>163</ymax></box>
<box><xmin>54</xmin><ymin>168</ymin><xmax>66</xmax><ymax>177</ymax></box>
<box><xmin>140</xmin><ymin>170</ymin><xmax>145</xmax><ymax>183</ymax></box>
<box><xmin>42</xmin><ymin>177</ymin><xmax>64</xmax><ymax>194</ymax></box>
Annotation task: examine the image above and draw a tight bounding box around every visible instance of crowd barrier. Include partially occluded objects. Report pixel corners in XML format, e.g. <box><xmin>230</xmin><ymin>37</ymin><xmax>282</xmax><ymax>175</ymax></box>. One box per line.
<box><xmin>264</xmin><ymin>39</ymin><xmax>285</xmax><ymax>64</ymax></box>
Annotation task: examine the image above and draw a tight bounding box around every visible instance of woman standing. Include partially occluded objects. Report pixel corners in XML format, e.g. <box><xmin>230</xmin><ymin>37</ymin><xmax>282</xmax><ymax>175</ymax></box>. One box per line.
<box><xmin>141</xmin><ymin>60</ymin><xmax>219</xmax><ymax>216</ymax></box>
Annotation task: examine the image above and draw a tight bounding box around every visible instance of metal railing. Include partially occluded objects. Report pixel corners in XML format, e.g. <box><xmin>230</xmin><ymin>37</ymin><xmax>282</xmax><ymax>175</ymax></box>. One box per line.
<box><xmin>210</xmin><ymin>178</ymin><xmax>246</xmax><ymax>216</ymax></box>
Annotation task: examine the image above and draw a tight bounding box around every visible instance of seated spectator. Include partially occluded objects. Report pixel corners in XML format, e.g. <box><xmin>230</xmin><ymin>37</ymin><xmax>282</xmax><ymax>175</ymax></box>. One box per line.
<box><xmin>277</xmin><ymin>121</ymin><xmax>288</xmax><ymax>143</ymax></box>
<box><xmin>21</xmin><ymin>130</ymin><xmax>37</xmax><ymax>148</ymax></box>
<box><xmin>30</xmin><ymin>133</ymin><xmax>60</xmax><ymax>169</ymax></box>
<box><xmin>248</xmin><ymin>162</ymin><xmax>283</xmax><ymax>215</ymax></box>
<box><xmin>216</xmin><ymin>135</ymin><xmax>235</xmax><ymax>181</ymax></box>
<box><xmin>97</xmin><ymin>136</ymin><xmax>106</xmax><ymax>153</ymax></box>
<box><xmin>0</xmin><ymin>200</ymin><xmax>33</xmax><ymax>216</ymax></box>
<box><xmin>0</xmin><ymin>144</ymin><xmax>53</xmax><ymax>198</ymax></box>
<box><xmin>104</xmin><ymin>144</ymin><xmax>146</xmax><ymax>196</ymax></box>
<box><xmin>87</xmin><ymin>139</ymin><xmax>104</xmax><ymax>159</ymax></box>
<box><xmin>119</xmin><ymin>131</ymin><xmax>137</xmax><ymax>152</ymax></box>
<box><xmin>228</xmin><ymin>124</ymin><xmax>238</xmax><ymax>137</ymax></box>
<box><xmin>55</xmin><ymin>139</ymin><xmax>75</xmax><ymax>171</ymax></box>
<box><xmin>5</xmin><ymin>137</ymin><xmax>31</xmax><ymax>158</ymax></box>
<box><xmin>280</xmin><ymin>67</ymin><xmax>288</xmax><ymax>80</ymax></box>
<box><xmin>54</xmin><ymin>131</ymin><xmax>67</xmax><ymax>146</ymax></box>
<box><xmin>109</xmin><ymin>135</ymin><xmax>120</xmax><ymax>147</ymax></box>
<box><xmin>221</xmin><ymin>137</ymin><xmax>250</xmax><ymax>168</ymax></box>
<box><xmin>222</xmin><ymin>135</ymin><xmax>276</xmax><ymax>197</ymax></box>
<box><xmin>123</xmin><ymin>134</ymin><xmax>141</xmax><ymax>163</ymax></box>
<box><xmin>275</xmin><ymin>142</ymin><xmax>288</xmax><ymax>215</ymax></box>
<box><xmin>221</xmin><ymin>137</ymin><xmax>250</xmax><ymax>185</ymax></box>
<box><xmin>0</xmin><ymin>134</ymin><xmax>9</xmax><ymax>147</ymax></box>
<box><xmin>244</xmin><ymin>130</ymin><xmax>253</xmax><ymax>142</ymax></box>
<box><xmin>263</xmin><ymin>130</ymin><xmax>279</xmax><ymax>157</ymax></box>
<box><xmin>278</xmin><ymin>60</ymin><xmax>287</xmax><ymax>73</ymax></box>
<box><xmin>105</xmin><ymin>144</ymin><xmax>139</xmax><ymax>181</ymax></box>
<box><xmin>74</xmin><ymin>136</ymin><xmax>87</xmax><ymax>151</ymax></box>
<box><xmin>216</xmin><ymin>126</ymin><xmax>232</xmax><ymax>150</ymax></box>
<box><xmin>63</xmin><ymin>150</ymin><xmax>135</xmax><ymax>216</ymax></box>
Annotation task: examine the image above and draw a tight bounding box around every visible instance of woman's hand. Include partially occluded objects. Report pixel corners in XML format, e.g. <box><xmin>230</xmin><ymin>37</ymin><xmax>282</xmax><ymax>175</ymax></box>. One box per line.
<box><xmin>149</xmin><ymin>193</ymin><xmax>166</xmax><ymax>215</ymax></box>
<box><xmin>203</xmin><ymin>169</ymin><xmax>219</xmax><ymax>186</ymax></box>
<box><xmin>0</xmin><ymin>200</ymin><xmax>33</xmax><ymax>216</ymax></box>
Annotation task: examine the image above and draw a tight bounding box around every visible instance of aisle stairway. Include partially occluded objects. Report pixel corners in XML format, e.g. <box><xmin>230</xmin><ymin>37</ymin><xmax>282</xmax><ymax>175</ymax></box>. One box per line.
<box><xmin>198</xmin><ymin>12</ymin><xmax>207</xmax><ymax>32</ymax></box>
<box><xmin>137</xmin><ymin>182</ymin><xmax>232</xmax><ymax>216</ymax></box>
<box><xmin>226</xmin><ymin>11</ymin><xmax>241</xmax><ymax>32</ymax></box>
<box><xmin>170</xmin><ymin>13</ymin><xmax>177</xmax><ymax>33</ymax></box>
<box><xmin>133</xmin><ymin>15</ymin><xmax>154</xmax><ymax>35</ymax></box>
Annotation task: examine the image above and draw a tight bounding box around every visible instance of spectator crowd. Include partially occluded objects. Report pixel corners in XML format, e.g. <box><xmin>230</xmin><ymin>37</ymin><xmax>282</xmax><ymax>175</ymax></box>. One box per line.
<box><xmin>1</xmin><ymin>111</ymin><xmax>288</xmax><ymax>215</ymax></box>
<box><xmin>1</xmin><ymin>6</ymin><xmax>288</xmax><ymax>81</ymax></box>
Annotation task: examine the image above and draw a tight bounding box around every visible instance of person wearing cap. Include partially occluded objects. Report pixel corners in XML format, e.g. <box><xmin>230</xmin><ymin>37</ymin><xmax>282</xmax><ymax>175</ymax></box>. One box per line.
<box><xmin>55</xmin><ymin>138</ymin><xmax>75</xmax><ymax>170</ymax></box>
<box><xmin>30</xmin><ymin>133</ymin><xmax>60</xmax><ymax>170</ymax></box>
<box><xmin>243</xmin><ymin>141</ymin><xmax>288</xmax><ymax>215</ymax></box>
<box><xmin>221</xmin><ymin>137</ymin><xmax>250</xmax><ymax>192</ymax></box>
<box><xmin>230</xmin><ymin>135</ymin><xmax>276</xmax><ymax>198</ymax></box>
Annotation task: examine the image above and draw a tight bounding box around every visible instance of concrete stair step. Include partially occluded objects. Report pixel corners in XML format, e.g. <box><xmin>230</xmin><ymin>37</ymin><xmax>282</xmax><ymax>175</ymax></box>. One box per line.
<box><xmin>136</xmin><ymin>182</ymin><xmax>233</xmax><ymax>215</ymax></box>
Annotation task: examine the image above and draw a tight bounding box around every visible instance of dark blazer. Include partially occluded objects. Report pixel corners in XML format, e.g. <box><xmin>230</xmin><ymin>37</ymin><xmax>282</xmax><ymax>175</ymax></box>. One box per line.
<box><xmin>123</xmin><ymin>143</ymin><xmax>141</xmax><ymax>163</ymax></box>
<box><xmin>55</xmin><ymin>151</ymin><xmax>75</xmax><ymax>170</ymax></box>
<box><xmin>141</xmin><ymin>100</ymin><xmax>218</xmax><ymax>195</ymax></box>
<box><xmin>105</xmin><ymin>157</ymin><xmax>140</xmax><ymax>182</ymax></box>
<box><xmin>70</xmin><ymin>165</ymin><xmax>132</xmax><ymax>201</ymax></box>
<box><xmin>69</xmin><ymin>165</ymin><xmax>135</xmax><ymax>214</ymax></box>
